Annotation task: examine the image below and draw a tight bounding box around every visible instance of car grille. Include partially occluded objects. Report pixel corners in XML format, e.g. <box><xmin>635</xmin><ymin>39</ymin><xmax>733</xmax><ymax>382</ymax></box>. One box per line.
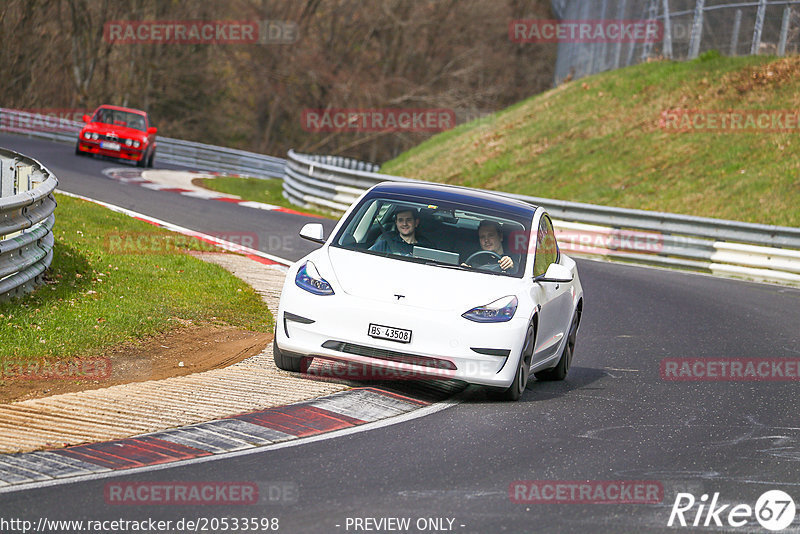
<box><xmin>321</xmin><ymin>340</ymin><xmax>456</xmax><ymax>370</ymax></box>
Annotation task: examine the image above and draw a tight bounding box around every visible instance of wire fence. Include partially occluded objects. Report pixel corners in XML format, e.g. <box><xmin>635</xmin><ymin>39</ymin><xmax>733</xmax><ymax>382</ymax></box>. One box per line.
<box><xmin>552</xmin><ymin>0</ymin><xmax>800</xmax><ymax>84</ymax></box>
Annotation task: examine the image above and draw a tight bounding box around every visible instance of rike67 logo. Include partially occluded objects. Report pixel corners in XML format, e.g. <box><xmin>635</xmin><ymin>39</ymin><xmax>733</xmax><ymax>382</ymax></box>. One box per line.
<box><xmin>668</xmin><ymin>490</ymin><xmax>796</xmax><ymax>531</ymax></box>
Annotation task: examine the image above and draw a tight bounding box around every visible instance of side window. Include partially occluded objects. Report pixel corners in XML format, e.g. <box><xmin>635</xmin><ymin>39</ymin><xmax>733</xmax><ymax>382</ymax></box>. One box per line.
<box><xmin>533</xmin><ymin>215</ymin><xmax>558</xmax><ymax>277</ymax></box>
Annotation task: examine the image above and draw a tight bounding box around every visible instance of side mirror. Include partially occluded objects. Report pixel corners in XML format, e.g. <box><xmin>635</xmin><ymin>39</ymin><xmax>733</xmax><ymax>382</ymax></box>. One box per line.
<box><xmin>299</xmin><ymin>223</ymin><xmax>325</xmax><ymax>244</ymax></box>
<box><xmin>147</xmin><ymin>126</ymin><xmax>157</xmax><ymax>135</ymax></box>
<box><xmin>535</xmin><ymin>263</ymin><xmax>573</xmax><ymax>283</ymax></box>
<box><xmin>82</xmin><ymin>114</ymin><xmax>91</xmax><ymax>123</ymax></box>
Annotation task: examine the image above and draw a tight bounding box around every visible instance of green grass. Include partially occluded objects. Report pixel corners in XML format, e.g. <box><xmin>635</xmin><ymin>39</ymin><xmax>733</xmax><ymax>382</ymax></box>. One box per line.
<box><xmin>382</xmin><ymin>53</ymin><xmax>800</xmax><ymax>227</ymax></box>
<box><xmin>199</xmin><ymin>177</ymin><xmax>335</xmax><ymax>219</ymax></box>
<box><xmin>0</xmin><ymin>194</ymin><xmax>273</xmax><ymax>360</ymax></box>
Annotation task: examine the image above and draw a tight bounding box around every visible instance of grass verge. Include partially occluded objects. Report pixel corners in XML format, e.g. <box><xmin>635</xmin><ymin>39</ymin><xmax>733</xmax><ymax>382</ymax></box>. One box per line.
<box><xmin>381</xmin><ymin>52</ymin><xmax>800</xmax><ymax>228</ymax></box>
<box><xmin>0</xmin><ymin>193</ymin><xmax>273</xmax><ymax>360</ymax></box>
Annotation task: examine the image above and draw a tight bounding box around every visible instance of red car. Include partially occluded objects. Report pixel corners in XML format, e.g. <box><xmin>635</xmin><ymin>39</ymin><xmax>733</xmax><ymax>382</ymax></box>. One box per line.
<box><xmin>76</xmin><ymin>105</ymin><xmax>157</xmax><ymax>167</ymax></box>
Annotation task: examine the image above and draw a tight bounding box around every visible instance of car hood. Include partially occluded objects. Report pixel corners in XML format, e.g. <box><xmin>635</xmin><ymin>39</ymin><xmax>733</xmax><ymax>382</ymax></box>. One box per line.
<box><xmin>84</xmin><ymin>122</ymin><xmax>148</xmax><ymax>140</ymax></box>
<box><xmin>324</xmin><ymin>247</ymin><xmax>523</xmax><ymax>312</ymax></box>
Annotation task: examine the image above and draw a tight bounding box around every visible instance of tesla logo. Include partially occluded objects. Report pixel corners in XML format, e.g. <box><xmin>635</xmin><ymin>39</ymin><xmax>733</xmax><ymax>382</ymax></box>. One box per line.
<box><xmin>394</xmin><ymin>294</ymin><xmax>405</xmax><ymax>300</ymax></box>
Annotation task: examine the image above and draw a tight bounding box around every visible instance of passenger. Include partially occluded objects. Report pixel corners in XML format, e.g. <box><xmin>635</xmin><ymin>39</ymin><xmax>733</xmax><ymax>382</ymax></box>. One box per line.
<box><xmin>463</xmin><ymin>220</ymin><xmax>518</xmax><ymax>273</ymax></box>
<box><xmin>369</xmin><ymin>207</ymin><xmax>434</xmax><ymax>256</ymax></box>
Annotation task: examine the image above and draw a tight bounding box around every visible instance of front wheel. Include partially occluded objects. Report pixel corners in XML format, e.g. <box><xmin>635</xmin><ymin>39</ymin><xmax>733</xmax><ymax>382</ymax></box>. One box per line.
<box><xmin>497</xmin><ymin>323</ymin><xmax>535</xmax><ymax>401</ymax></box>
<box><xmin>272</xmin><ymin>338</ymin><xmax>311</xmax><ymax>372</ymax></box>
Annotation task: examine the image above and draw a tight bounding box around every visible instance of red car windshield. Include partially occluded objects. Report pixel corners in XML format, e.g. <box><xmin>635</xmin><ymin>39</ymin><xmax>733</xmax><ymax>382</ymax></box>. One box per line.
<box><xmin>92</xmin><ymin>108</ymin><xmax>147</xmax><ymax>132</ymax></box>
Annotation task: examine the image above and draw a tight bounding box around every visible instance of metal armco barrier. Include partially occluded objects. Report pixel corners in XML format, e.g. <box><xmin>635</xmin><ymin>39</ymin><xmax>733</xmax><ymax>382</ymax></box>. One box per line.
<box><xmin>284</xmin><ymin>150</ymin><xmax>800</xmax><ymax>286</ymax></box>
<box><xmin>0</xmin><ymin>148</ymin><xmax>58</xmax><ymax>301</ymax></box>
<box><xmin>0</xmin><ymin>108</ymin><xmax>286</xmax><ymax>179</ymax></box>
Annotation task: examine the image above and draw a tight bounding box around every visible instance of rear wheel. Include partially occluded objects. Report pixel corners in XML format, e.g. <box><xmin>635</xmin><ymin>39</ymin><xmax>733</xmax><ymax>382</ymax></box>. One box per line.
<box><xmin>497</xmin><ymin>323</ymin><xmax>535</xmax><ymax>401</ymax></box>
<box><xmin>272</xmin><ymin>338</ymin><xmax>311</xmax><ymax>372</ymax></box>
<box><xmin>534</xmin><ymin>312</ymin><xmax>578</xmax><ymax>381</ymax></box>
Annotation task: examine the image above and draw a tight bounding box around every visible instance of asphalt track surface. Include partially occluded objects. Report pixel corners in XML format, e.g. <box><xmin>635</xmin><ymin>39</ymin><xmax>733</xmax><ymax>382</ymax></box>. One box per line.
<box><xmin>1</xmin><ymin>133</ymin><xmax>799</xmax><ymax>533</ymax></box>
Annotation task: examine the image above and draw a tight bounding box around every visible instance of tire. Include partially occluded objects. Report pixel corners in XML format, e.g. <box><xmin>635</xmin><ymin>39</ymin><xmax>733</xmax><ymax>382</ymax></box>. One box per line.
<box><xmin>272</xmin><ymin>338</ymin><xmax>310</xmax><ymax>372</ymax></box>
<box><xmin>147</xmin><ymin>149</ymin><xmax>155</xmax><ymax>168</ymax></box>
<box><xmin>136</xmin><ymin>152</ymin><xmax>147</xmax><ymax>168</ymax></box>
<box><xmin>75</xmin><ymin>143</ymin><xmax>83</xmax><ymax>156</ymax></box>
<box><xmin>497</xmin><ymin>323</ymin><xmax>535</xmax><ymax>401</ymax></box>
<box><xmin>534</xmin><ymin>312</ymin><xmax>578</xmax><ymax>381</ymax></box>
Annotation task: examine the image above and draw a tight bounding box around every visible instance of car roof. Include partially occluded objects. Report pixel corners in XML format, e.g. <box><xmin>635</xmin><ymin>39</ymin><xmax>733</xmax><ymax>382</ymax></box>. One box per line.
<box><xmin>367</xmin><ymin>181</ymin><xmax>538</xmax><ymax>217</ymax></box>
<box><xmin>94</xmin><ymin>105</ymin><xmax>147</xmax><ymax>116</ymax></box>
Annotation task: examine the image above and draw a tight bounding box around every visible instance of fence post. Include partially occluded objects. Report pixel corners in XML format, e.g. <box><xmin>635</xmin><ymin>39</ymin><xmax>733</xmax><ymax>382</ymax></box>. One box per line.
<box><xmin>640</xmin><ymin>0</ymin><xmax>660</xmax><ymax>61</ymax></box>
<box><xmin>688</xmin><ymin>0</ymin><xmax>705</xmax><ymax>59</ymax></box>
<box><xmin>730</xmin><ymin>10</ymin><xmax>742</xmax><ymax>55</ymax></box>
<box><xmin>662</xmin><ymin>0</ymin><xmax>673</xmax><ymax>58</ymax></box>
<box><xmin>778</xmin><ymin>6</ymin><xmax>792</xmax><ymax>56</ymax></box>
<box><xmin>613</xmin><ymin>0</ymin><xmax>628</xmax><ymax>69</ymax></box>
<box><xmin>751</xmin><ymin>0</ymin><xmax>767</xmax><ymax>55</ymax></box>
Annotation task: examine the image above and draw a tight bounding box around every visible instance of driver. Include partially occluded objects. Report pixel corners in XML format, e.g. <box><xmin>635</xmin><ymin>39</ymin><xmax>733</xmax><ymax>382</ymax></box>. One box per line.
<box><xmin>369</xmin><ymin>207</ymin><xmax>434</xmax><ymax>256</ymax></box>
<box><xmin>463</xmin><ymin>220</ymin><xmax>518</xmax><ymax>272</ymax></box>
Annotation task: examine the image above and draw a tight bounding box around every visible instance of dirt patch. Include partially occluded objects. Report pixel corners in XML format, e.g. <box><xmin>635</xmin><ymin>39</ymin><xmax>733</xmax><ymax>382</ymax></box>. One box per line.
<box><xmin>724</xmin><ymin>56</ymin><xmax>800</xmax><ymax>95</ymax></box>
<box><xmin>0</xmin><ymin>325</ymin><xmax>272</xmax><ymax>404</ymax></box>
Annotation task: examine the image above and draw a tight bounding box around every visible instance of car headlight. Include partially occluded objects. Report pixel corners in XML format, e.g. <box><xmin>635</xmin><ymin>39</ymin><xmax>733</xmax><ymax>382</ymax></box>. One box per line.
<box><xmin>462</xmin><ymin>296</ymin><xmax>518</xmax><ymax>323</ymax></box>
<box><xmin>295</xmin><ymin>261</ymin><xmax>334</xmax><ymax>295</ymax></box>
<box><xmin>133</xmin><ymin>140</ymin><xmax>141</xmax><ymax>148</ymax></box>
<box><xmin>125</xmin><ymin>139</ymin><xmax>133</xmax><ymax>146</ymax></box>
<box><xmin>91</xmin><ymin>132</ymin><xmax>99</xmax><ymax>140</ymax></box>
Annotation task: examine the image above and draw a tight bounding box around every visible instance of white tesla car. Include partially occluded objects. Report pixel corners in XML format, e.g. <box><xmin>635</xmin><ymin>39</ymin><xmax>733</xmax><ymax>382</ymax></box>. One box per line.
<box><xmin>274</xmin><ymin>182</ymin><xmax>583</xmax><ymax>400</ymax></box>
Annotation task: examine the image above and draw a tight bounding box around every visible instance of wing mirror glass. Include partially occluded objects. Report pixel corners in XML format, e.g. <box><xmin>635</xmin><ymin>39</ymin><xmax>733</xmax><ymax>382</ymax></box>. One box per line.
<box><xmin>299</xmin><ymin>223</ymin><xmax>325</xmax><ymax>244</ymax></box>
<box><xmin>535</xmin><ymin>263</ymin><xmax>573</xmax><ymax>283</ymax></box>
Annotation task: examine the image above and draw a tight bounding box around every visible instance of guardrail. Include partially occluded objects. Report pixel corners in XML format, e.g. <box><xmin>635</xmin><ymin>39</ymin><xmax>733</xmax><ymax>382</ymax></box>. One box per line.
<box><xmin>0</xmin><ymin>108</ymin><xmax>285</xmax><ymax>179</ymax></box>
<box><xmin>284</xmin><ymin>150</ymin><xmax>800</xmax><ymax>286</ymax></box>
<box><xmin>0</xmin><ymin>148</ymin><xmax>58</xmax><ymax>301</ymax></box>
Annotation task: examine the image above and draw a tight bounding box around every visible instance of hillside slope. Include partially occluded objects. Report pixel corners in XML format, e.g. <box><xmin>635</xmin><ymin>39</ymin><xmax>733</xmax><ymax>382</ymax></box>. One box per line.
<box><xmin>382</xmin><ymin>53</ymin><xmax>800</xmax><ymax>227</ymax></box>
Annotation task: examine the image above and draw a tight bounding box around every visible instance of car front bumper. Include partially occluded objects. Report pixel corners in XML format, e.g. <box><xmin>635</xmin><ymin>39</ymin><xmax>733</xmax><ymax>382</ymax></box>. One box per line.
<box><xmin>276</xmin><ymin>283</ymin><xmax>531</xmax><ymax>388</ymax></box>
<box><xmin>77</xmin><ymin>141</ymin><xmax>145</xmax><ymax>161</ymax></box>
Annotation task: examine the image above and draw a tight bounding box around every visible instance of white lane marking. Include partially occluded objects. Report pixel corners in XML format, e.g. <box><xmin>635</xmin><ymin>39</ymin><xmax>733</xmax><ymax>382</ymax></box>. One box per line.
<box><xmin>55</xmin><ymin>189</ymin><xmax>291</xmax><ymax>268</ymax></box>
<box><xmin>0</xmin><ymin>388</ymin><xmax>473</xmax><ymax>494</ymax></box>
<box><xmin>238</xmin><ymin>200</ymin><xmax>282</xmax><ymax>210</ymax></box>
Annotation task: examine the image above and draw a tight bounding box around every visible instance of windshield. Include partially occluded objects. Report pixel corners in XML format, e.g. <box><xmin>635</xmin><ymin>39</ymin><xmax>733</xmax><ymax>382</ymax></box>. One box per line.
<box><xmin>92</xmin><ymin>108</ymin><xmax>147</xmax><ymax>131</ymax></box>
<box><xmin>332</xmin><ymin>194</ymin><xmax>530</xmax><ymax>277</ymax></box>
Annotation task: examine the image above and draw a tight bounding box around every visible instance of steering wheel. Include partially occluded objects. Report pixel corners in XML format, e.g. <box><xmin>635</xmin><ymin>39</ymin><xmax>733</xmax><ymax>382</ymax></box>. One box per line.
<box><xmin>464</xmin><ymin>250</ymin><xmax>503</xmax><ymax>271</ymax></box>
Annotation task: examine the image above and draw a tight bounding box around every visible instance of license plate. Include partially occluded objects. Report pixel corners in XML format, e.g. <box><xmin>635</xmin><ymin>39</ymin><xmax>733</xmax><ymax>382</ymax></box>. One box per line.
<box><xmin>100</xmin><ymin>141</ymin><xmax>121</xmax><ymax>151</ymax></box>
<box><xmin>368</xmin><ymin>323</ymin><xmax>412</xmax><ymax>344</ymax></box>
